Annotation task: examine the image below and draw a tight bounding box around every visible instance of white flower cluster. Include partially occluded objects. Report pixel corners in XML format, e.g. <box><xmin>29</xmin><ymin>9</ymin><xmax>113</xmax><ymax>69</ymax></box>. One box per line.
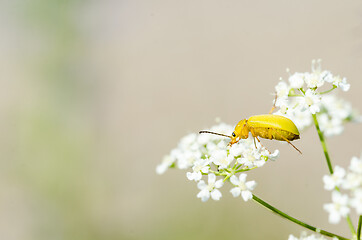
<box><xmin>288</xmin><ymin>232</ymin><xmax>330</xmax><ymax>240</ymax></box>
<box><xmin>156</xmin><ymin>122</ymin><xmax>279</xmax><ymax>202</ymax></box>
<box><xmin>274</xmin><ymin>59</ymin><xmax>359</xmax><ymax>136</ymax></box>
<box><xmin>323</xmin><ymin>154</ymin><xmax>362</xmax><ymax>224</ymax></box>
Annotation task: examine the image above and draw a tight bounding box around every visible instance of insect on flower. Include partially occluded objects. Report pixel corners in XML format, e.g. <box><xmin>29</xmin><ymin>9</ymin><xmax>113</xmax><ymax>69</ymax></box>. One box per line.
<box><xmin>200</xmin><ymin>98</ymin><xmax>302</xmax><ymax>154</ymax></box>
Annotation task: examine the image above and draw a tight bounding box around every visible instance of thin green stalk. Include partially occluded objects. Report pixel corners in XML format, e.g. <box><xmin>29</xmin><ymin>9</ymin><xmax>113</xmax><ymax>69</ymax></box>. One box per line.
<box><xmin>319</xmin><ymin>85</ymin><xmax>337</xmax><ymax>95</ymax></box>
<box><xmin>312</xmin><ymin>114</ymin><xmax>333</xmax><ymax>174</ymax></box>
<box><xmin>252</xmin><ymin>194</ymin><xmax>349</xmax><ymax>240</ymax></box>
<box><xmin>357</xmin><ymin>216</ymin><xmax>362</xmax><ymax>240</ymax></box>
<box><xmin>312</xmin><ymin>114</ymin><xmax>356</xmax><ymax>235</ymax></box>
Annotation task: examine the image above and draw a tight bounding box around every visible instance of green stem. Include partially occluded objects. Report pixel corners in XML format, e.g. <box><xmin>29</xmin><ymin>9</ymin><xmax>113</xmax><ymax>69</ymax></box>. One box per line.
<box><xmin>312</xmin><ymin>114</ymin><xmax>334</xmax><ymax>174</ymax></box>
<box><xmin>312</xmin><ymin>114</ymin><xmax>356</xmax><ymax>235</ymax></box>
<box><xmin>319</xmin><ymin>85</ymin><xmax>337</xmax><ymax>95</ymax></box>
<box><xmin>223</xmin><ymin>174</ymin><xmax>232</xmax><ymax>183</ymax></box>
<box><xmin>347</xmin><ymin>217</ymin><xmax>357</xmax><ymax>236</ymax></box>
<box><xmin>357</xmin><ymin>216</ymin><xmax>362</xmax><ymax>240</ymax></box>
<box><xmin>252</xmin><ymin>194</ymin><xmax>349</xmax><ymax>240</ymax></box>
<box><xmin>288</xmin><ymin>93</ymin><xmax>303</xmax><ymax>97</ymax></box>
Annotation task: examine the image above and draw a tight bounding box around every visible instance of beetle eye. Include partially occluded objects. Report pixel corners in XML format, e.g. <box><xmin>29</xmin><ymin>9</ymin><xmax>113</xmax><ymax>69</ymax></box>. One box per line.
<box><xmin>232</xmin><ymin>132</ymin><xmax>236</xmax><ymax>137</ymax></box>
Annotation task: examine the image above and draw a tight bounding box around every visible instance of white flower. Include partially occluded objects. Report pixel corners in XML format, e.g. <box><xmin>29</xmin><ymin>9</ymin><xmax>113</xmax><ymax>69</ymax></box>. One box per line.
<box><xmin>342</xmin><ymin>171</ymin><xmax>362</xmax><ymax>191</ymax></box>
<box><xmin>158</xmin><ymin>121</ymin><xmax>277</xmax><ymax>202</ymax></box>
<box><xmin>350</xmin><ymin>189</ymin><xmax>362</xmax><ymax>214</ymax></box>
<box><xmin>156</xmin><ymin>155</ymin><xmax>176</xmax><ymax>175</ymax></box>
<box><xmin>237</xmin><ymin>148</ymin><xmax>266</xmax><ymax>168</ymax></box>
<box><xmin>321</xmin><ymin>95</ymin><xmax>352</xmax><ymax>119</ymax></box>
<box><xmin>179</xmin><ymin>133</ymin><xmax>198</xmax><ymax>149</ymax></box>
<box><xmin>272</xmin><ymin>60</ymin><xmax>358</xmax><ymax>137</ymax></box>
<box><xmin>300</xmin><ymin>89</ymin><xmax>321</xmax><ymax>114</ymax></box>
<box><xmin>230</xmin><ymin>174</ymin><xmax>256</xmax><ymax>201</ymax></box>
<box><xmin>323</xmin><ymin>191</ymin><xmax>350</xmax><ymax>224</ymax></box>
<box><xmin>343</xmin><ymin>156</ymin><xmax>362</xmax><ymax>190</ymax></box>
<box><xmin>288</xmin><ymin>232</ymin><xmax>328</xmax><ymax>240</ymax></box>
<box><xmin>322</xmin><ymin>166</ymin><xmax>346</xmax><ymax>190</ymax></box>
<box><xmin>320</xmin><ymin>70</ymin><xmax>334</xmax><ymax>83</ymax></box>
<box><xmin>275</xmin><ymin>81</ymin><xmax>290</xmax><ymax>99</ymax></box>
<box><xmin>197</xmin><ymin>173</ymin><xmax>224</xmax><ymax>202</ymax></box>
<box><xmin>197</xmin><ymin>133</ymin><xmax>212</xmax><ymax>145</ymax></box>
<box><xmin>311</xmin><ymin>59</ymin><xmax>322</xmax><ymax>72</ymax></box>
<box><xmin>205</xmin><ymin>139</ymin><xmax>228</xmax><ymax>153</ymax></box>
<box><xmin>304</xmin><ymin>72</ymin><xmax>325</xmax><ymax>88</ymax></box>
<box><xmin>275</xmin><ymin>81</ymin><xmax>290</xmax><ymax>109</ymax></box>
<box><xmin>332</xmin><ymin>76</ymin><xmax>350</xmax><ymax>91</ymax></box>
<box><xmin>288</xmin><ymin>235</ymin><xmax>299</xmax><ymax>240</ymax></box>
<box><xmin>176</xmin><ymin>150</ymin><xmax>201</xmax><ymax>169</ymax></box>
<box><xmin>210</xmin><ymin>149</ymin><xmax>231</xmax><ymax>169</ymax></box>
<box><xmin>349</xmin><ymin>156</ymin><xmax>362</xmax><ymax>174</ymax></box>
<box><xmin>229</xmin><ymin>143</ymin><xmax>244</xmax><ymax>158</ymax></box>
<box><xmin>186</xmin><ymin>159</ymin><xmax>210</xmax><ymax>181</ymax></box>
<box><xmin>266</xmin><ymin>149</ymin><xmax>280</xmax><ymax>161</ymax></box>
<box><xmin>318</xmin><ymin>114</ymin><xmax>343</xmax><ymax>137</ymax></box>
<box><xmin>288</xmin><ymin>72</ymin><xmax>305</xmax><ymax>89</ymax></box>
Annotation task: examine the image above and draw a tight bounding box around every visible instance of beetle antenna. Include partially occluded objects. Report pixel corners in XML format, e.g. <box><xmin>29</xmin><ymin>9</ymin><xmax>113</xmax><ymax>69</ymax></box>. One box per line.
<box><xmin>199</xmin><ymin>131</ymin><xmax>231</xmax><ymax>138</ymax></box>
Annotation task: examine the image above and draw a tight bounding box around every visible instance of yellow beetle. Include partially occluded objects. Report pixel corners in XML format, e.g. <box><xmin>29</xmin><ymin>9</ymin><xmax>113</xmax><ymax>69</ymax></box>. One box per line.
<box><xmin>200</xmin><ymin>114</ymin><xmax>301</xmax><ymax>154</ymax></box>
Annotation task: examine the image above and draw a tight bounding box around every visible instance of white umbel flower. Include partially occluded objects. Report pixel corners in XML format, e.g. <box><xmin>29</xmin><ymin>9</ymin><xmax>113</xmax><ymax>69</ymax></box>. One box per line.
<box><xmin>275</xmin><ymin>81</ymin><xmax>290</xmax><ymax>99</ymax></box>
<box><xmin>318</xmin><ymin>114</ymin><xmax>343</xmax><ymax>137</ymax></box>
<box><xmin>274</xmin><ymin>81</ymin><xmax>290</xmax><ymax>109</ymax></box>
<box><xmin>238</xmin><ymin>148</ymin><xmax>266</xmax><ymax>168</ymax></box>
<box><xmin>304</xmin><ymin>72</ymin><xmax>325</xmax><ymax>88</ymax></box>
<box><xmin>350</xmin><ymin>189</ymin><xmax>362</xmax><ymax>214</ymax></box>
<box><xmin>156</xmin><ymin>155</ymin><xmax>176</xmax><ymax>175</ymax></box>
<box><xmin>197</xmin><ymin>173</ymin><xmax>224</xmax><ymax>202</ymax></box>
<box><xmin>323</xmin><ymin>191</ymin><xmax>350</xmax><ymax>224</ymax></box>
<box><xmin>331</xmin><ymin>76</ymin><xmax>350</xmax><ymax>91</ymax></box>
<box><xmin>273</xmin><ymin>60</ymin><xmax>358</xmax><ymax>138</ymax></box>
<box><xmin>186</xmin><ymin>159</ymin><xmax>210</xmax><ymax>181</ymax></box>
<box><xmin>288</xmin><ymin>72</ymin><xmax>305</xmax><ymax>89</ymax></box>
<box><xmin>230</xmin><ymin>174</ymin><xmax>256</xmax><ymax>201</ymax></box>
<box><xmin>342</xmin><ymin>156</ymin><xmax>362</xmax><ymax>191</ymax></box>
<box><xmin>349</xmin><ymin>156</ymin><xmax>362</xmax><ymax>174</ymax></box>
<box><xmin>323</xmin><ymin>166</ymin><xmax>346</xmax><ymax>190</ymax></box>
<box><xmin>301</xmin><ymin>89</ymin><xmax>321</xmax><ymax>114</ymax></box>
<box><xmin>209</xmin><ymin>149</ymin><xmax>231</xmax><ymax>169</ymax></box>
<box><xmin>288</xmin><ymin>232</ymin><xmax>328</xmax><ymax>240</ymax></box>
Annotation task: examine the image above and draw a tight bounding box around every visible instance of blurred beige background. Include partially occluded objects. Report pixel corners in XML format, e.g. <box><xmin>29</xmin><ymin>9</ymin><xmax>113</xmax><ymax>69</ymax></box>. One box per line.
<box><xmin>1</xmin><ymin>0</ymin><xmax>362</xmax><ymax>239</ymax></box>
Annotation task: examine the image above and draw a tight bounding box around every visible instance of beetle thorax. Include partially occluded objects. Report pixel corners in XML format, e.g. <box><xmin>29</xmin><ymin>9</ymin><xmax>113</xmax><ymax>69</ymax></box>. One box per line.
<box><xmin>234</xmin><ymin>119</ymin><xmax>249</xmax><ymax>139</ymax></box>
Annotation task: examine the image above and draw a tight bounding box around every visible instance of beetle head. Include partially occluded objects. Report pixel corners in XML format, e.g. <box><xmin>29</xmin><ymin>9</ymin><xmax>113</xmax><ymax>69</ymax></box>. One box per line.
<box><xmin>229</xmin><ymin>119</ymin><xmax>249</xmax><ymax>146</ymax></box>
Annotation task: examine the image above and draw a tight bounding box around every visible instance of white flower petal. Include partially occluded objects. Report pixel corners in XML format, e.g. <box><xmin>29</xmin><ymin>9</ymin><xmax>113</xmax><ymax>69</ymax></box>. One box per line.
<box><xmin>328</xmin><ymin>211</ymin><xmax>341</xmax><ymax>224</ymax></box>
<box><xmin>211</xmin><ymin>189</ymin><xmax>222</xmax><ymax>201</ymax></box>
<box><xmin>197</xmin><ymin>189</ymin><xmax>211</xmax><ymax>202</ymax></box>
<box><xmin>241</xmin><ymin>190</ymin><xmax>253</xmax><ymax>201</ymax></box>
<box><xmin>288</xmin><ymin>72</ymin><xmax>304</xmax><ymax>89</ymax></box>
<box><xmin>230</xmin><ymin>175</ymin><xmax>239</xmax><ymax>186</ymax></box>
<box><xmin>287</xmin><ymin>235</ymin><xmax>299</xmax><ymax>240</ymax></box>
<box><xmin>238</xmin><ymin>173</ymin><xmax>247</xmax><ymax>182</ymax></box>
<box><xmin>323</xmin><ymin>175</ymin><xmax>334</xmax><ymax>190</ymax></box>
<box><xmin>230</xmin><ymin>187</ymin><xmax>241</xmax><ymax>197</ymax></box>
<box><xmin>208</xmin><ymin>173</ymin><xmax>216</xmax><ymax>184</ymax></box>
<box><xmin>214</xmin><ymin>179</ymin><xmax>224</xmax><ymax>189</ymax></box>
<box><xmin>186</xmin><ymin>172</ymin><xmax>193</xmax><ymax>180</ymax></box>
<box><xmin>156</xmin><ymin>164</ymin><xmax>168</xmax><ymax>175</ymax></box>
<box><xmin>197</xmin><ymin>180</ymin><xmax>207</xmax><ymax>190</ymax></box>
<box><xmin>245</xmin><ymin>180</ymin><xmax>257</xmax><ymax>190</ymax></box>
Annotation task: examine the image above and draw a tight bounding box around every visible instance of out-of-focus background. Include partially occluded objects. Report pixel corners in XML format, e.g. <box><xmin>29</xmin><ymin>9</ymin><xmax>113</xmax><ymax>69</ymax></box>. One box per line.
<box><xmin>1</xmin><ymin>0</ymin><xmax>362</xmax><ymax>239</ymax></box>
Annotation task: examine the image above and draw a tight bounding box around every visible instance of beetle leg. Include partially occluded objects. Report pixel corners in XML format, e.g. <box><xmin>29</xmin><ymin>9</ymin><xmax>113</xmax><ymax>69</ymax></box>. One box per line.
<box><xmin>254</xmin><ymin>136</ymin><xmax>271</xmax><ymax>154</ymax></box>
<box><xmin>249</xmin><ymin>129</ymin><xmax>258</xmax><ymax>149</ymax></box>
<box><xmin>269</xmin><ymin>92</ymin><xmax>278</xmax><ymax>114</ymax></box>
<box><xmin>276</xmin><ymin>133</ymin><xmax>302</xmax><ymax>154</ymax></box>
